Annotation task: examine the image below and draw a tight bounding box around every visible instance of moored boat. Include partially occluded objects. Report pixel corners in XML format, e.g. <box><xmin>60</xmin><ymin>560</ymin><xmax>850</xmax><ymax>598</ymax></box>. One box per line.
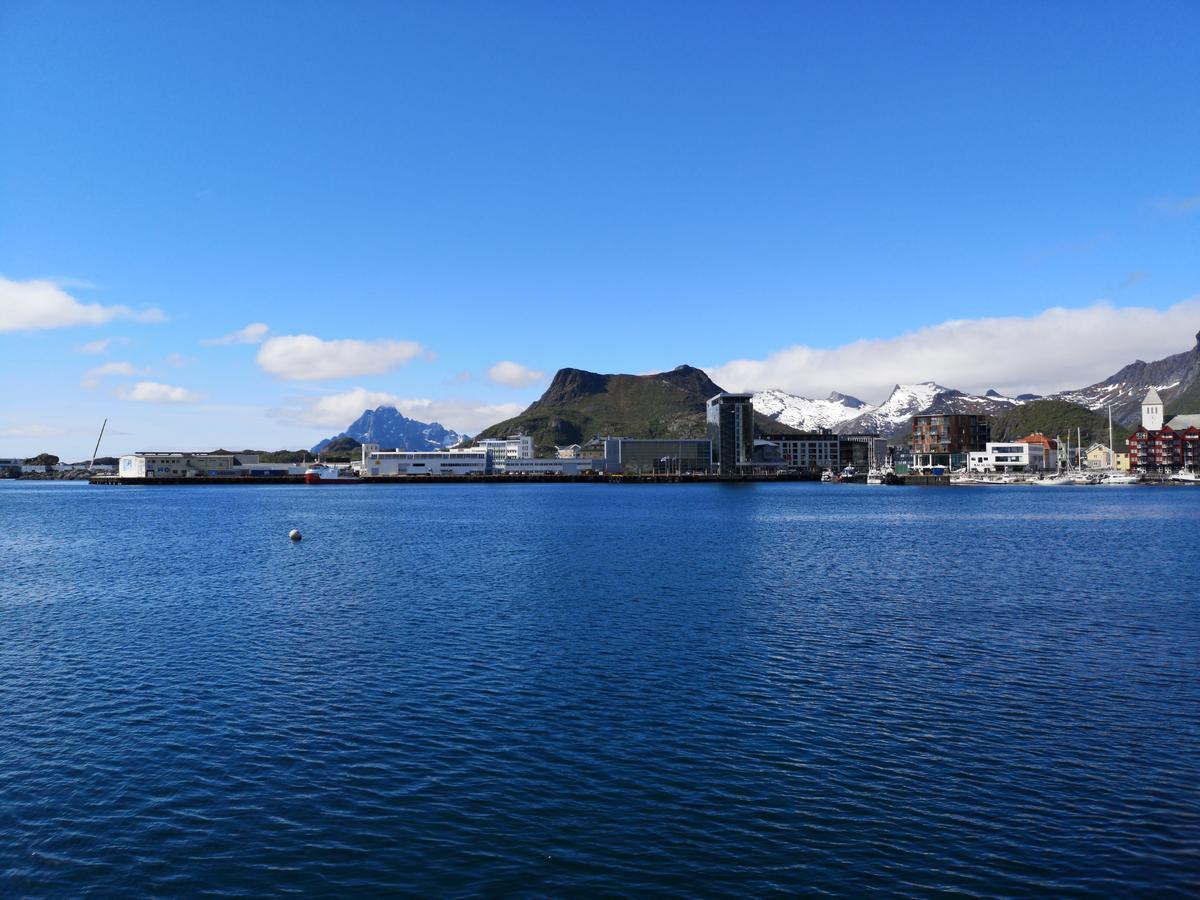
<box><xmin>304</xmin><ymin>464</ymin><xmax>359</xmax><ymax>484</ymax></box>
<box><xmin>1099</xmin><ymin>471</ymin><xmax>1139</xmax><ymax>485</ymax></box>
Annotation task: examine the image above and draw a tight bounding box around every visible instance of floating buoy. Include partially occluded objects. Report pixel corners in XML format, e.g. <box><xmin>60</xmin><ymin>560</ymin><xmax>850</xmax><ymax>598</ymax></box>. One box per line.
<box><xmin>289</xmin><ymin>529</ymin><xmax>302</xmax><ymax>541</ymax></box>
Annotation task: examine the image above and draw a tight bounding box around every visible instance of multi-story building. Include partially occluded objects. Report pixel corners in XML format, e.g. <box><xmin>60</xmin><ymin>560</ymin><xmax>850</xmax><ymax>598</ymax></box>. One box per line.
<box><xmin>910</xmin><ymin>414</ymin><xmax>991</xmax><ymax>470</ymax></box>
<box><xmin>600</xmin><ymin>438</ymin><xmax>713</xmax><ymax>474</ymax></box>
<box><xmin>707</xmin><ymin>393</ymin><xmax>754</xmax><ymax>475</ymax></box>
<box><xmin>1126</xmin><ymin>388</ymin><xmax>1200</xmax><ymax>473</ymax></box>
<box><xmin>968</xmin><ymin>440</ymin><xmax>1056</xmax><ymax>473</ymax></box>
<box><xmin>474</xmin><ymin>435</ymin><xmax>534</xmax><ymax>459</ymax></box>
<box><xmin>119</xmin><ymin>452</ymin><xmax>236</xmax><ymax>478</ymax></box>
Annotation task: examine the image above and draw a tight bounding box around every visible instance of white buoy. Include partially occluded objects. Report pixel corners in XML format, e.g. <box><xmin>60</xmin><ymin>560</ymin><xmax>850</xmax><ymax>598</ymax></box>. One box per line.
<box><xmin>289</xmin><ymin>529</ymin><xmax>302</xmax><ymax>541</ymax></box>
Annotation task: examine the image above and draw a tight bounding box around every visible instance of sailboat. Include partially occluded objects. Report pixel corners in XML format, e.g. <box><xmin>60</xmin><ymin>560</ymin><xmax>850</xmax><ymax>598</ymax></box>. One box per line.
<box><xmin>1098</xmin><ymin>405</ymin><xmax>1139</xmax><ymax>484</ymax></box>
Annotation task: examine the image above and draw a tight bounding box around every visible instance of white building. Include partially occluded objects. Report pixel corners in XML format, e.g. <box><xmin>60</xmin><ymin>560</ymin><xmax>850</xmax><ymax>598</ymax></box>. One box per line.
<box><xmin>1142</xmin><ymin>387</ymin><xmax>1164</xmax><ymax>432</ymax></box>
<box><xmin>495</xmin><ymin>457</ymin><xmax>595</xmax><ymax>475</ymax></box>
<box><xmin>119</xmin><ymin>452</ymin><xmax>236</xmax><ymax>478</ymax></box>
<box><xmin>967</xmin><ymin>441</ymin><xmax>1055</xmax><ymax>473</ymax></box>
<box><xmin>361</xmin><ymin>434</ymin><xmax>594</xmax><ymax>477</ymax></box>
<box><xmin>474</xmin><ymin>435</ymin><xmax>534</xmax><ymax>459</ymax></box>
<box><xmin>364</xmin><ymin>450</ymin><xmax>490</xmax><ymax>476</ymax></box>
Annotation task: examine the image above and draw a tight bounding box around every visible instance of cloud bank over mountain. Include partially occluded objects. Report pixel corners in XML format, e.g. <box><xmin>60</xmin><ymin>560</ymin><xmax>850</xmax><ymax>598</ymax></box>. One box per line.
<box><xmin>706</xmin><ymin>298</ymin><xmax>1200</xmax><ymax>403</ymax></box>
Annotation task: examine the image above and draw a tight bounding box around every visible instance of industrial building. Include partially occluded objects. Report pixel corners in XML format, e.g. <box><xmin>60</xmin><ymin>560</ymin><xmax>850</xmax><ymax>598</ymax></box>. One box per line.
<box><xmin>361</xmin><ymin>436</ymin><xmax>594</xmax><ymax>476</ymax></box>
<box><xmin>598</xmin><ymin>437</ymin><xmax>713</xmax><ymax>474</ymax></box>
<box><xmin>119</xmin><ymin>452</ymin><xmax>237</xmax><ymax>478</ymax></box>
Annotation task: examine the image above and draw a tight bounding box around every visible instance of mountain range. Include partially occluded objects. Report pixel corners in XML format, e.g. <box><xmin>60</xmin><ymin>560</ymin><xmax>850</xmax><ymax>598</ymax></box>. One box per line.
<box><xmin>312</xmin><ymin>406</ymin><xmax>464</xmax><ymax>453</ymax></box>
<box><xmin>313</xmin><ymin>331</ymin><xmax>1200</xmax><ymax>451</ymax></box>
<box><xmin>753</xmin><ymin>383</ymin><xmax>1036</xmax><ymax>438</ymax></box>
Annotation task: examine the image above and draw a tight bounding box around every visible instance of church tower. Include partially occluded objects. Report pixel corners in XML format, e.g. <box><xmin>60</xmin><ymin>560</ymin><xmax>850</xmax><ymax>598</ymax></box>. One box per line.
<box><xmin>1142</xmin><ymin>387</ymin><xmax>1163</xmax><ymax>432</ymax></box>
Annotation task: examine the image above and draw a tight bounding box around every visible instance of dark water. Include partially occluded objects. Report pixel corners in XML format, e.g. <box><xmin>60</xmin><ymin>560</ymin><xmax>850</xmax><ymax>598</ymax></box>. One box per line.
<box><xmin>1</xmin><ymin>481</ymin><xmax>1197</xmax><ymax>897</ymax></box>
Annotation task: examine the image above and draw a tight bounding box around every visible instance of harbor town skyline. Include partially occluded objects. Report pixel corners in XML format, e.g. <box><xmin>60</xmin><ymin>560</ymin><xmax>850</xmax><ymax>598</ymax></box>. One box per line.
<box><xmin>2</xmin><ymin>3</ymin><xmax>1199</xmax><ymax>460</ymax></box>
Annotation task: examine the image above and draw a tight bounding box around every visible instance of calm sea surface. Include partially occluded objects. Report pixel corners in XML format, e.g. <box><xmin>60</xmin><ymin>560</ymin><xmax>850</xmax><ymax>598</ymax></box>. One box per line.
<box><xmin>1</xmin><ymin>481</ymin><xmax>1197</xmax><ymax>896</ymax></box>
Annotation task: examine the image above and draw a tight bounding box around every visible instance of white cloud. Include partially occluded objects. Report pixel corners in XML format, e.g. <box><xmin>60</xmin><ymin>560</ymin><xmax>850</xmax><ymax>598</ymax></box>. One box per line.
<box><xmin>81</xmin><ymin>361</ymin><xmax>141</xmax><ymax>388</ymax></box>
<box><xmin>487</xmin><ymin>360</ymin><xmax>545</xmax><ymax>388</ymax></box>
<box><xmin>118</xmin><ymin>381</ymin><xmax>206</xmax><ymax>404</ymax></box>
<box><xmin>201</xmin><ymin>322</ymin><xmax>270</xmax><ymax>346</ymax></box>
<box><xmin>0</xmin><ymin>276</ymin><xmax>165</xmax><ymax>332</ymax></box>
<box><xmin>257</xmin><ymin>334</ymin><xmax>425</xmax><ymax>381</ymax></box>
<box><xmin>77</xmin><ymin>337</ymin><xmax>129</xmax><ymax>355</ymax></box>
<box><xmin>285</xmin><ymin>386</ymin><xmax>523</xmax><ymax>435</ymax></box>
<box><xmin>705</xmin><ymin>298</ymin><xmax>1200</xmax><ymax>403</ymax></box>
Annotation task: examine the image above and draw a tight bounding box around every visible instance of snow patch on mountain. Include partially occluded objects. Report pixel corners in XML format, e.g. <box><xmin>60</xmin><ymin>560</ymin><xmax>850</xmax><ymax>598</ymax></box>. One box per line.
<box><xmin>751</xmin><ymin>389</ymin><xmax>869</xmax><ymax>431</ymax></box>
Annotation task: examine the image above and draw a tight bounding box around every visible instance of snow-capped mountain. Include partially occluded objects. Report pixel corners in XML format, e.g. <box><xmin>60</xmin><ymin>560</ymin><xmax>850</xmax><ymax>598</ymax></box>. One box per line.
<box><xmin>751</xmin><ymin>389</ymin><xmax>869</xmax><ymax>431</ymax></box>
<box><xmin>312</xmin><ymin>406</ymin><xmax>465</xmax><ymax>453</ymax></box>
<box><xmin>756</xmin><ymin>382</ymin><xmax>1029</xmax><ymax>437</ymax></box>
<box><xmin>1050</xmin><ymin>331</ymin><xmax>1200</xmax><ymax>425</ymax></box>
<box><xmin>835</xmin><ymin>382</ymin><xmax>947</xmax><ymax>435</ymax></box>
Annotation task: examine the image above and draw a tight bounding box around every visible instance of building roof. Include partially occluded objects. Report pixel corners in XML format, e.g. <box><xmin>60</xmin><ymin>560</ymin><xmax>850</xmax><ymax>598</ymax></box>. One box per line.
<box><xmin>1166</xmin><ymin>414</ymin><xmax>1200</xmax><ymax>430</ymax></box>
<box><xmin>1018</xmin><ymin>432</ymin><xmax>1057</xmax><ymax>449</ymax></box>
<box><xmin>1144</xmin><ymin>387</ymin><xmax>1163</xmax><ymax>404</ymax></box>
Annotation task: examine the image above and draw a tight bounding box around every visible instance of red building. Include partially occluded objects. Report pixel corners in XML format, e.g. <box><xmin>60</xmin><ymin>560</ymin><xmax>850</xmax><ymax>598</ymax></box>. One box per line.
<box><xmin>1127</xmin><ymin>423</ymin><xmax>1200</xmax><ymax>472</ymax></box>
<box><xmin>1126</xmin><ymin>387</ymin><xmax>1200</xmax><ymax>473</ymax></box>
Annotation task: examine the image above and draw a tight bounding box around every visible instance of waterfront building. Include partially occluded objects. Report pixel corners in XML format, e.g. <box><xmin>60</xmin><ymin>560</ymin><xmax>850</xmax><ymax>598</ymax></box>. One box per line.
<box><xmin>0</xmin><ymin>457</ymin><xmax>23</xmax><ymax>477</ymax></box>
<box><xmin>474</xmin><ymin>435</ymin><xmax>534</xmax><ymax>459</ymax></box>
<box><xmin>363</xmin><ymin>443</ymin><xmax>595</xmax><ymax>476</ymax></box>
<box><xmin>968</xmin><ymin>441</ymin><xmax>1056</xmax><ymax>473</ymax></box>
<box><xmin>600</xmin><ymin>437</ymin><xmax>713</xmax><ymax>474</ymax></box>
<box><xmin>840</xmin><ymin>434</ymin><xmax>886</xmax><ymax>469</ymax></box>
<box><xmin>119</xmin><ymin>451</ymin><xmax>236</xmax><ymax>478</ymax></box>
<box><xmin>1084</xmin><ymin>443</ymin><xmax>1114</xmax><ymax>469</ymax></box>
<box><xmin>758</xmin><ymin>430</ymin><xmax>839</xmax><ymax>473</ymax></box>
<box><xmin>910</xmin><ymin>414</ymin><xmax>991</xmax><ymax>470</ymax></box>
<box><xmin>1126</xmin><ymin>388</ymin><xmax>1200</xmax><ymax>473</ymax></box>
<box><xmin>365</xmin><ymin>450</ymin><xmax>490</xmax><ymax>476</ymax></box>
<box><xmin>494</xmin><ymin>457</ymin><xmax>595</xmax><ymax>475</ymax></box>
<box><xmin>555</xmin><ymin>444</ymin><xmax>583</xmax><ymax>459</ymax></box>
<box><xmin>1017</xmin><ymin>433</ymin><xmax>1059</xmax><ymax>470</ymax></box>
<box><xmin>707</xmin><ymin>393</ymin><xmax>754</xmax><ymax>475</ymax></box>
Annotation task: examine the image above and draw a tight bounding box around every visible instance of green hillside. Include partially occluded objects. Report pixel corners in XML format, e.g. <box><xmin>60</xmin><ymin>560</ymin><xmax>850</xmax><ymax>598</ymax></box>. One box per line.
<box><xmin>991</xmin><ymin>399</ymin><xmax>1132</xmax><ymax>448</ymax></box>
<box><xmin>477</xmin><ymin>364</ymin><xmax>792</xmax><ymax>451</ymax></box>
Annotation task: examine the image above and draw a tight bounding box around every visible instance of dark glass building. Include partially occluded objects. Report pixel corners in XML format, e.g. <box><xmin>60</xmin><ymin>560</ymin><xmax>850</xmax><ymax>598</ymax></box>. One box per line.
<box><xmin>600</xmin><ymin>438</ymin><xmax>713</xmax><ymax>474</ymax></box>
<box><xmin>707</xmin><ymin>393</ymin><xmax>754</xmax><ymax>475</ymax></box>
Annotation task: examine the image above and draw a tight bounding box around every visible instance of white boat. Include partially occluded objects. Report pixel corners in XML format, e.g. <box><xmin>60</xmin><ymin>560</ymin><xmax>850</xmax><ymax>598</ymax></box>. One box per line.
<box><xmin>304</xmin><ymin>464</ymin><xmax>359</xmax><ymax>484</ymax></box>
<box><xmin>820</xmin><ymin>469</ymin><xmax>835</xmax><ymax>483</ymax></box>
<box><xmin>1071</xmin><ymin>472</ymin><xmax>1100</xmax><ymax>485</ymax></box>
<box><xmin>1171</xmin><ymin>469</ymin><xmax>1198</xmax><ymax>483</ymax></box>
<box><xmin>1099</xmin><ymin>472</ymin><xmax>1139</xmax><ymax>485</ymax></box>
<box><xmin>866</xmin><ymin>463</ymin><xmax>894</xmax><ymax>485</ymax></box>
<box><xmin>1032</xmin><ymin>474</ymin><xmax>1072</xmax><ymax>486</ymax></box>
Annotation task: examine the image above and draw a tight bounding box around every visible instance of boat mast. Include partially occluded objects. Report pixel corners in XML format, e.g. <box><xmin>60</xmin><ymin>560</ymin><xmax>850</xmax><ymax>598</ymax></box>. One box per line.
<box><xmin>1108</xmin><ymin>405</ymin><xmax>1114</xmax><ymax>470</ymax></box>
<box><xmin>89</xmin><ymin>418</ymin><xmax>108</xmax><ymax>470</ymax></box>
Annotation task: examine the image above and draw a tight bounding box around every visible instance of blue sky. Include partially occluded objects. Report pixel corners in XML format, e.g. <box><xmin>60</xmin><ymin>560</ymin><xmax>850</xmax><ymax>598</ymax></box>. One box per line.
<box><xmin>2</xmin><ymin>2</ymin><xmax>1198</xmax><ymax>457</ymax></box>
